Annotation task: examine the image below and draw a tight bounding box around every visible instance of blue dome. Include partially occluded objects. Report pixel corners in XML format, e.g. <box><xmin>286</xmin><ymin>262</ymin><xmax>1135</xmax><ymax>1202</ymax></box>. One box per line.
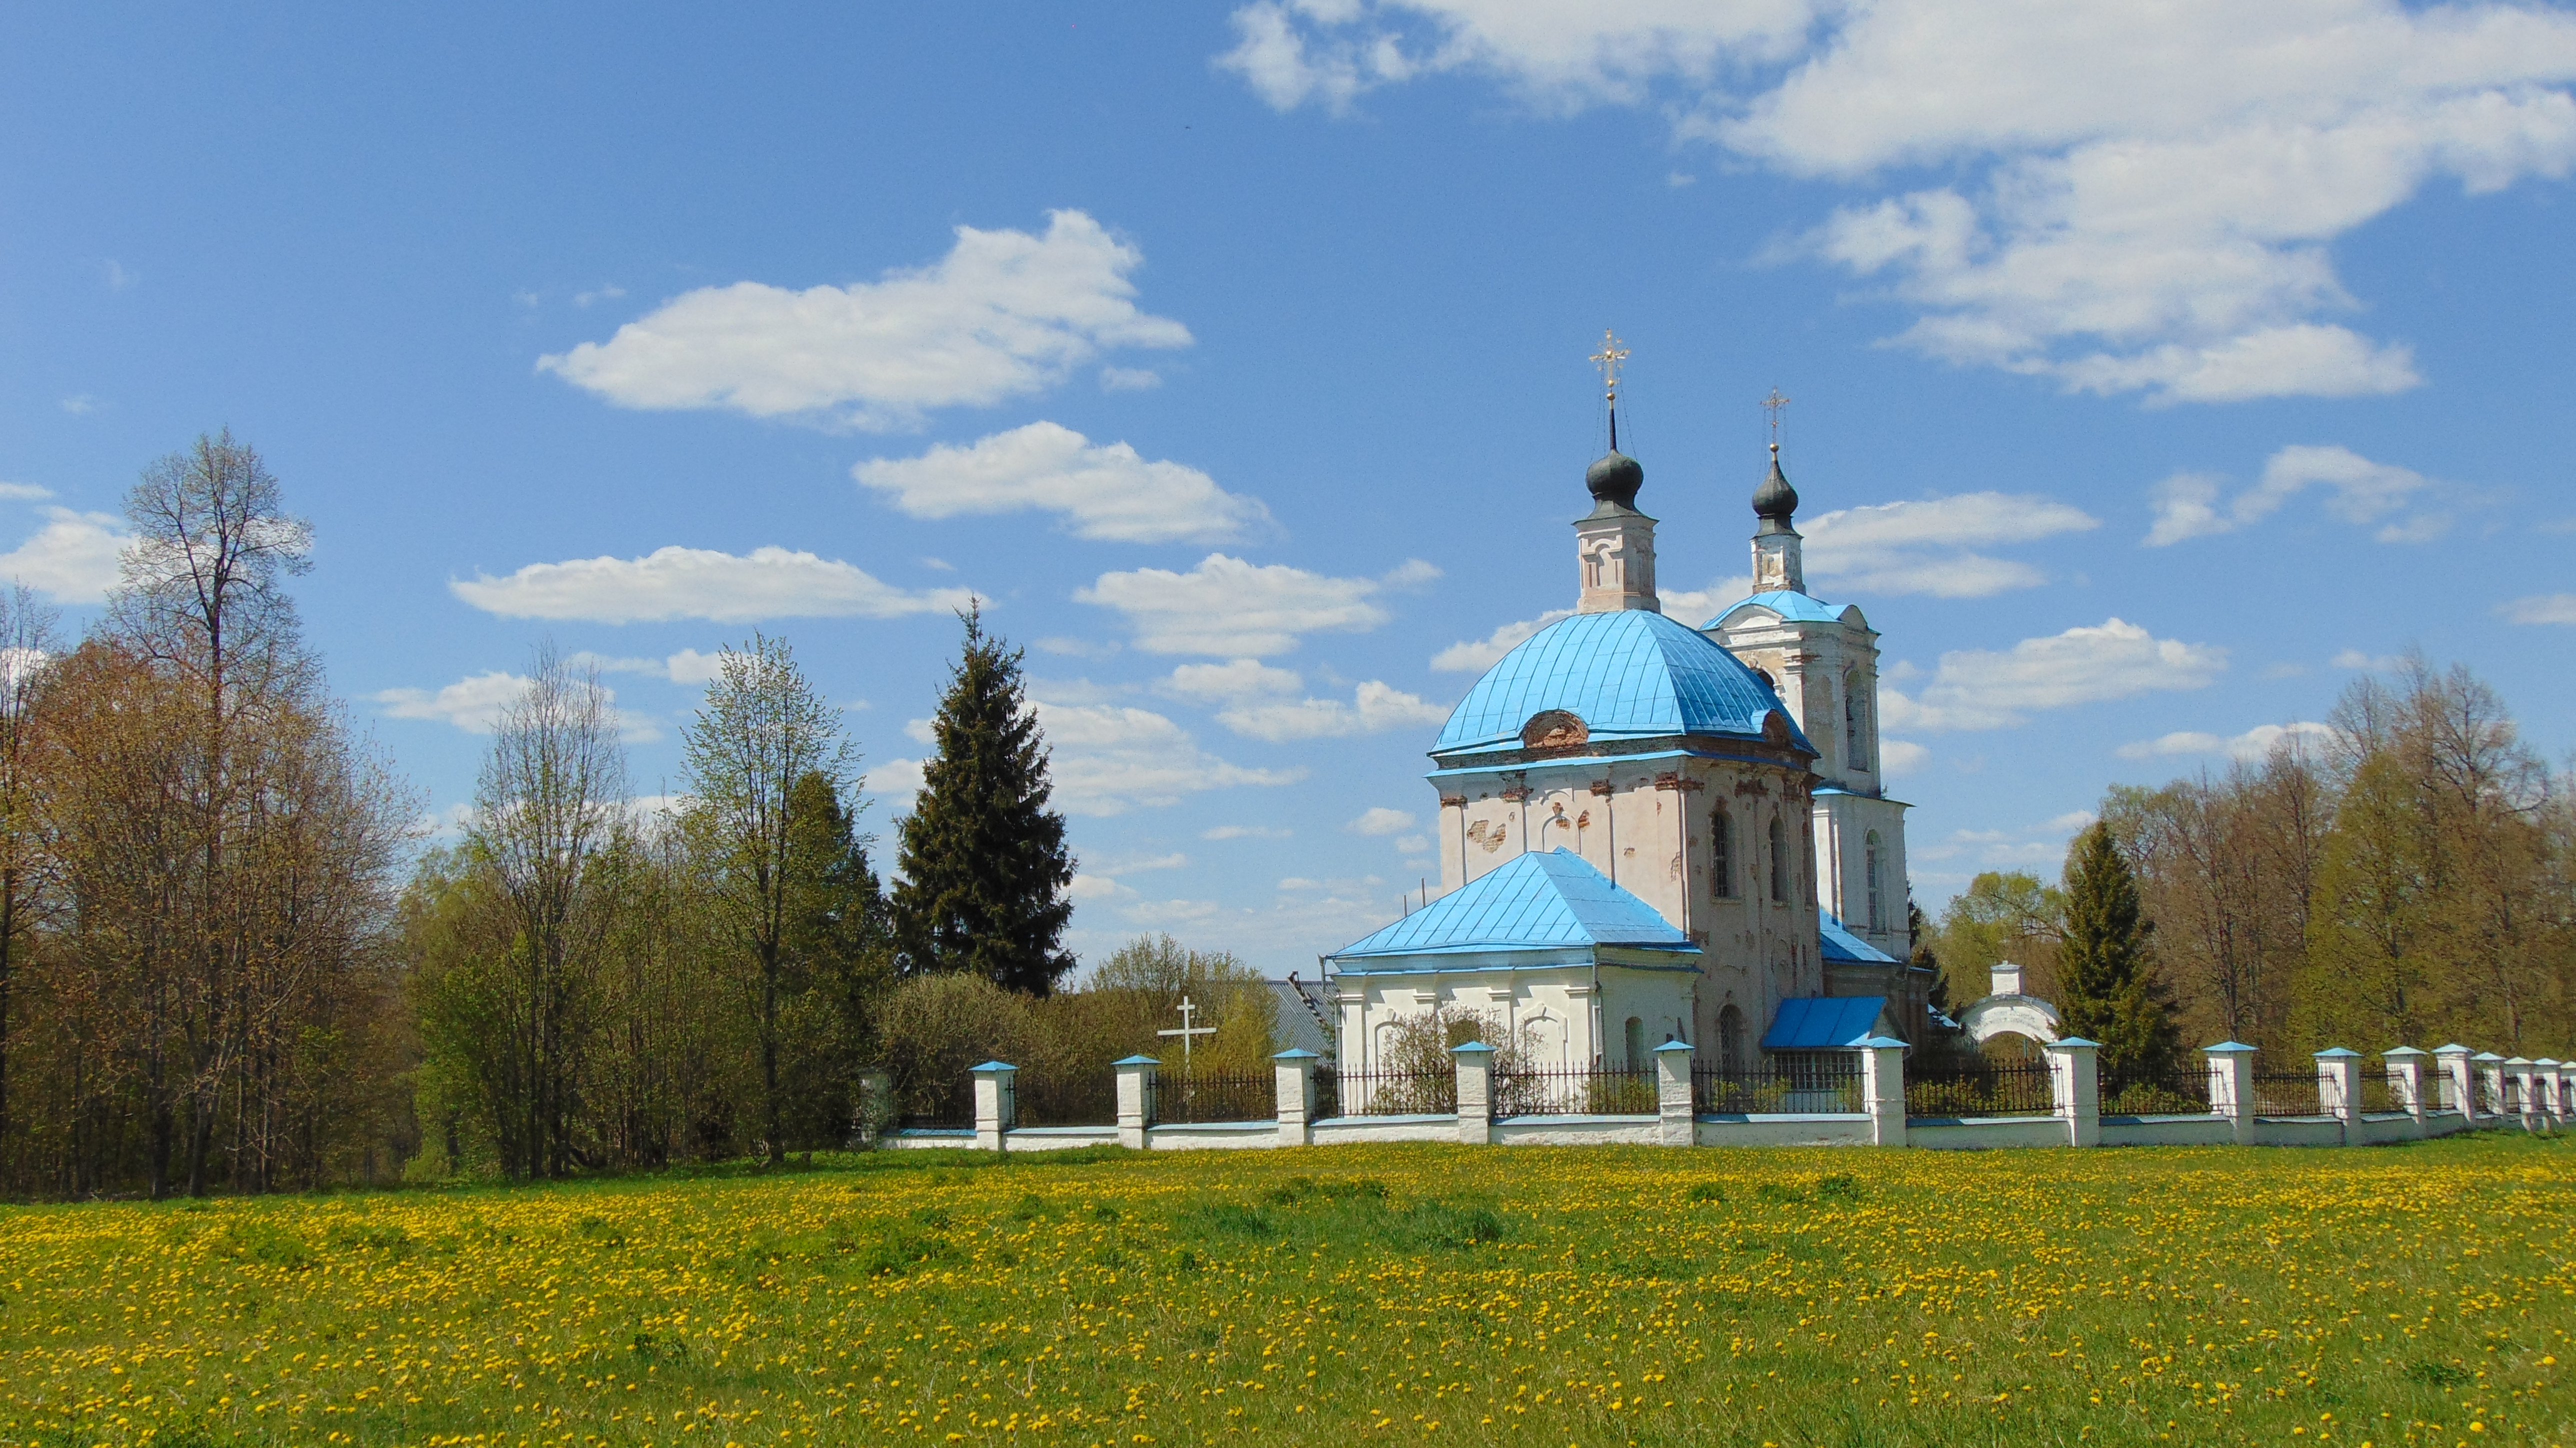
<box><xmin>1432</xmin><ymin>608</ymin><xmax>1810</xmax><ymax>758</ymax></box>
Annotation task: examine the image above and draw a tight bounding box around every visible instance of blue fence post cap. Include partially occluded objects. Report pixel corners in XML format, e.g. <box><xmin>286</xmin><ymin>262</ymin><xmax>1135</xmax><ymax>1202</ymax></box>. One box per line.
<box><xmin>1271</xmin><ymin>1048</ymin><xmax>1322</xmax><ymax>1060</ymax></box>
<box><xmin>970</xmin><ymin>1060</ymin><xmax>1018</xmax><ymax>1073</ymax></box>
<box><xmin>1854</xmin><ymin>1036</ymin><xmax>1910</xmax><ymax>1050</ymax></box>
<box><xmin>2314</xmin><ymin>1046</ymin><xmax>2361</xmax><ymax>1058</ymax></box>
<box><xmin>2474</xmin><ymin>1052</ymin><xmax>2506</xmax><ymax>1062</ymax></box>
<box><xmin>1112</xmin><ymin>1054</ymin><xmax>1161</xmax><ymax>1067</ymax></box>
<box><xmin>1654</xmin><ymin>1038</ymin><xmax>1695</xmax><ymax>1054</ymax></box>
<box><xmin>2382</xmin><ymin>1045</ymin><xmax>2428</xmax><ymax>1058</ymax></box>
<box><xmin>2050</xmin><ymin>1036</ymin><xmax>2101</xmax><ymax>1050</ymax></box>
<box><xmin>2202</xmin><ymin>1041</ymin><xmax>2256</xmax><ymax>1054</ymax></box>
<box><xmin>2433</xmin><ymin>1042</ymin><xmax>2472</xmax><ymax>1054</ymax></box>
<box><xmin>1450</xmin><ymin>1040</ymin><xmax>1496</xmax><ymax>1056</ymax></box>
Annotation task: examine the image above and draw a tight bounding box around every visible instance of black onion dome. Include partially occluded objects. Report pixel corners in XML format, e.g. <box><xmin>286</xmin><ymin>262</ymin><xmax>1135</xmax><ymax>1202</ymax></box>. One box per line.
<box><xmin>1586</xmin><ymin>450</ymin><xmax>1644</xmax><ymax>508</ymax></box>
<box><xmin>1752</xmin><ymin>444</ymin><xmax>1798</xmax><ymax>532</ymax></box>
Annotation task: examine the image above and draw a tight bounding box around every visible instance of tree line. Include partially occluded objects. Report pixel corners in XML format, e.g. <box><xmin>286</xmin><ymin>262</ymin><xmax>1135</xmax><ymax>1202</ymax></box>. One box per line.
<box><xmin>0</xmin><ymin>434</ymin><xmax>1272</xmax><ymax>1198</ymax></box>
<box><xmin>1922</xmin><ymin>660</ymin><xmax>2576</xmax><ymax>1067</ymax></box>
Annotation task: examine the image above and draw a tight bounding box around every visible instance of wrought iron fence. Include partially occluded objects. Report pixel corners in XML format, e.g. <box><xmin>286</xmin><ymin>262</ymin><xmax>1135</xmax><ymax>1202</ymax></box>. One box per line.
<box><xmin>2100</xmin><ymin>1062</ymin><xmax>2214</xmax><ymax>1115</ymax></box>
<box><xmin>1318</xmin><ymin>1065</ymin><xmax>1455</xmax><ymax>1117</ymax></box>
<box><xmin>2359</xmin><ymin>1074</ymin><xmax>2400</xmax><ymax>1114</ymax></box>
<box><xmin>1013</xmin><ymin>1068</ymin><xmax>1114</xmax><ymax>1128</ymax></box>
<box><xmin>1692</xmin><ymin>1056</ymin><xmax>1862</xmax><ymax>1114</ymax></box>
<box><xmin>1494</xmin><ymin>1066</ymin><xmax>1660</xmax><ymax>1118</ymax></box>
<box><xmin>1904</xmin><ymin>1056</ymin><xmax>2056</xmax><ymax>1118</ymax></box>
<box><xmin>894</xmin><ymin>1072</ymin><xmax>973</xmax><ymax>1131</ymax></box>
<box><xmin>2253</xmin><ymin>1071</ymin><xmax>2324</xmax><ymax>1117</ymax></box>
<box><xmin>1154</xmin><ymin>1070</ymin><xmax>1276</xmax><ymax>1125</ymax></box>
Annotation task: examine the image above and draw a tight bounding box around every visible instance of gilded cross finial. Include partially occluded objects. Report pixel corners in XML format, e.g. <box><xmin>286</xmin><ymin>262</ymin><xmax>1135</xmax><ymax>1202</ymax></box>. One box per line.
<box><xmin>1760</xmin><ymin>387</ymin><xmax>1790</xmax><ymax>448</ymax></box>
<box><xmin>1590</xmin><ymin>329</ymin><xmax>1630</xmax><ymax>404</ymax></box>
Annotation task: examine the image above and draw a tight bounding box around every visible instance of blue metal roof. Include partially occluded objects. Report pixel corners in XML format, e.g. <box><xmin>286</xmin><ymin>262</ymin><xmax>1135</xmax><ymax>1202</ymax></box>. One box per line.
<box><xmin>1328</xmin><ymin>848</ymin><xmax>1695</xmax><ymax>964</ymax></box>
<box><xmin>1820</xmin><ymin>912</ymin><xmax>1898</xmax><ymax>964</ymax></box>
<box><xmin>1700</xmin><ymin>590</ymin><xmax>1850</xmax><ymax>630</ymax></box>
<box><xmin>1432</xmin><ymin>608</ymin><xmax>1808</xmax><ymax>758</ymax></box>
<box><xmin>1762</xmin><ymin>996</ymin><xmax>1890</xmax><ymax>1050</ymax></box>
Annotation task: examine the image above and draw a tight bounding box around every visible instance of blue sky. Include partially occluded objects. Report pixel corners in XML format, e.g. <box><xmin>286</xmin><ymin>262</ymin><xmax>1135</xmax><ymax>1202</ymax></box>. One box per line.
<box><xmin>5</xmin><ymin>2</ymin><xmax>2572</xmax><ymax>974</ymax></box>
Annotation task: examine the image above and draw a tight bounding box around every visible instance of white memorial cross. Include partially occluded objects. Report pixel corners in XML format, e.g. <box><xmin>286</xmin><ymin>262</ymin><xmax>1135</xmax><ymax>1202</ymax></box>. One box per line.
<box><xmin>1157</xmin><ymin>994</ymin><xmax>1218</xmax><ymax>1072</ymax></box>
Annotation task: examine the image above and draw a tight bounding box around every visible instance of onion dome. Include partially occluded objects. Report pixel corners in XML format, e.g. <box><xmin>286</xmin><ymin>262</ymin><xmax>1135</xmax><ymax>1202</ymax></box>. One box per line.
<box><xmin>1753</xmin><ymin>442</ymin><xmax>1798</xmax><ymax>534</ymax></box>
<box><xmin>1586</xmin><ymin>450</ymin><xmax>1644</xmax><ymax>509</ymax></box>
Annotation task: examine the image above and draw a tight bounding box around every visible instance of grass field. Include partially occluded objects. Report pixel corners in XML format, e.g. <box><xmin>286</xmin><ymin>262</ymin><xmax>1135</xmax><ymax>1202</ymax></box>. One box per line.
<box><xmin>2</xmin><ymin>1132</ymin><xmax>2570</xmax><ymax>1447</ymax></box>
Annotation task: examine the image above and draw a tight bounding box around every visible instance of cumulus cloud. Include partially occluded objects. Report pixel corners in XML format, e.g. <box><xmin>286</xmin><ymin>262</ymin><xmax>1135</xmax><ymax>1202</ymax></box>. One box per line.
<box><xmin>1162</xmin><ymin>658</ymin><xmax>1446</xmax><ymax>741</ymax></box>
<box><xmin>1347</xmin><ymin>806</ymin><xmax>1415</xmax><ymax>837</ymax></box>
<box><xmin>1878</xmin><ymin>739</ymin><xmax>1931</xmax><ymax>777</ymax></box>
<box><xmin>1204</xmin><ymin>824</ymin><xmax>1293</xmax><ymax>840</ymax></box>
<box><xmin>0</xmin><ymin>507</ymin><xmax>133</xmax><ymax>604</ymax></box>
<box><xmin>1657</xmin><ymin>578</ymin><xmax>1756</xmax><ymax>625</ymax></box>
<box><xmin>2115</xmin><ymin>720</ymin><xmax>2339</xmax><ymax>762</ymax></box>
<box><xmin>452</xmin><ymin>546</ymin><xmax>978</xmax><ymax>624</ymax></box>
<box><xmin>2332</xmin><ymin>648</ymin><xmax>2405</xmax><ymax>671</ymax></box>
<box><xmin>568</xmin><ymin>648</ymin><xmax>730</xmax><ymax>685</ymax></box>
<box><xmin>537</xmin><ymin>210</ymin><xmax>1191</xmax><ymax>429</ymax></box>
<box><xmin>1078</xmin><ymin>554</ymin><xmax>1436</xmax><ymax>656</ymax></box>
<box><xmin>374</xmin><ymin>671</ymin><xmax>662</xmax><ymax>742</ymax></box>
<box><xmin>2146</xmin><ymin>444</ymin><xmax>2442</xmax><ymax>546</ymax></box>
<box><xmin>862</xmin><ymin>757</ymin><xmax>927</xmax><ymax>808</ymax></box>
<box><xmin>1230</xmin><ymin>0</ymin><xmax>2576</xmax><ymax>402</ymax></box>
<box><xmin>2498</xmin><ymin>594</ymin><xmax>2576</xmax><ymax>626</ymax></box>
<box><xmin>854</xmin><ymin>422</ymin><xmax>1271</xmax><ymax>544</ymax></box>
<box><xmin>1879</xmin><ymin>617</ymin><xmax>2226</xmax><ymax>730</ymax></box>
<box><xmin>1802</xmin><ymin>492</ymin><xmax>2098</xmax><ymax>598</ymax></box>
<box><xmin>1430</xmin><ymin>609</ymin><xmax>1574</xmax><ymax>672</ymax></box>
<box><xmin>1028</xmin><ymin>698</ymin><xmax>1304</xmax><ymax>816</ymax></box>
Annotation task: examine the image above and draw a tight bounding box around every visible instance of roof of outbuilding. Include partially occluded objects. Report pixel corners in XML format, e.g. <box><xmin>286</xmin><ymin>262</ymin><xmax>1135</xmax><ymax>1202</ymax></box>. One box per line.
<box><xmin>1326</xmin><ymin>848</ymin><xmax>1696</xmax><ymax>964</ymax></box>
<box><xmin>1432</xmin><ymin>608</ymin><xmax>1808</xmax><ymax>758</ymax></box>
<box><xmin>1762</xmin><ymin>996</ymin><xmax>1892</xmax><ymax>1050</ymax></box>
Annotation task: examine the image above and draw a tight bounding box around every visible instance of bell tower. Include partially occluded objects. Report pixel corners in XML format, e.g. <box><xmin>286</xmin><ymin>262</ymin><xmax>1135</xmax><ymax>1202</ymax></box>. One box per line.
<box><xmin>1574</xmin><ymin>330</ymin><xmax>1659</xmax><ymax>615</ymax></box>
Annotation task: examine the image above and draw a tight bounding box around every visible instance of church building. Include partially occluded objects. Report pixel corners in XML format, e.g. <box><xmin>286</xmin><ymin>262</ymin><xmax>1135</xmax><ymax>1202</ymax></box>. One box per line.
<box><xmin>1324</xmin><ymin>356</ymin><xmax>1928</xmax><ymax>1078</ymax></box>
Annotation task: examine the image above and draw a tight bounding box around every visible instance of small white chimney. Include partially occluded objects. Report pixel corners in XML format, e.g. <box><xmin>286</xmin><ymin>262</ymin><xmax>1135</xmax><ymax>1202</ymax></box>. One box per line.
<box><xmin>1990</xmin><ymin>962</ymin><xmax>2022</xmax><ymax>998</ymax></box>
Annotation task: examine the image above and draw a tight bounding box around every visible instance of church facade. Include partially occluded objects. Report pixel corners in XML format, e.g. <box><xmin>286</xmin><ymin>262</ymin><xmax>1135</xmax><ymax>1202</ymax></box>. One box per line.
<box><xmin>1324</xmin><ymin>410</ymin><xmax>1928</xmax><ymax>1078</ymax></box>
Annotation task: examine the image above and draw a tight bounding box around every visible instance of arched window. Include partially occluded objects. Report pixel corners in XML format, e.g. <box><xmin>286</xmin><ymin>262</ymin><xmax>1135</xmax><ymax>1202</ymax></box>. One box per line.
<box><xmin>1718</xmin><ymin>1004</ymin><xmax>1746</xmax><ymax>1078</ymax></box>
<box><xmin>1864</xmin><ymin>830</ymin><xmax>1884</xmax><ymax>932</ymax></box>
<box><xmin>1710</xmin><ymin>805</ymin><xmax>1734</xmax><ymax>898</ymax></box>
<box><xmin>1768</xmin><ymin>814</ymin><xmax>1788</xmax><ymax>902</ymax></box>
<box><xmin>1844</xmin><ymin>670</ymin><xmax>1866</xmax><ymax>769</ymax></box>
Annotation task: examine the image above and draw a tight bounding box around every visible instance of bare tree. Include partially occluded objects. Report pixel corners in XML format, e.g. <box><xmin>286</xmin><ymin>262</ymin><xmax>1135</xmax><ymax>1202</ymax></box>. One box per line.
<box><xmin>0</xmin><ymin>586</ymin><xmax>59</xmax><ymax>1148</ymax></box>
<box><xmin>468</xmin><ymin>644</ymin><xmax>628</xmax><ymax>1178</ymax></box>
<box><xmin>679</xmin><ymin>633</ymin><xmax>855</xmax><ymax>1162</ymax></box>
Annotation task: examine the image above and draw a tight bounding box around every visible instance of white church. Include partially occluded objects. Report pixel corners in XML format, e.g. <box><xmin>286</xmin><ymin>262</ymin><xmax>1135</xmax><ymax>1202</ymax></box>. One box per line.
<box><xmin>1324</xmin><ymin>366</ymin><xmax>1928</xmax><ymax>1078</ymax></box>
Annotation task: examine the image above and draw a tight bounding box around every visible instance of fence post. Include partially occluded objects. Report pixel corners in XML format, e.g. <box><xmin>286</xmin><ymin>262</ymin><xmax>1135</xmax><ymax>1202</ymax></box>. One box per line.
<box><xmin>1858</xmin><ymin>1037</ymin><xmax>1909</xmax><ymax>1148</ymax></box>
<box><xmin>2382</xmin><ymin>1046</ymin><xmax>2427</xmax><ymax>1128</ymax></box>
<box><xmin>2505</xmin><ymin>1058</ymin><xmax>2538</xmax><ymax>1130</ymax></box>
<box><xmin>853</xmin><ymin>1068</ymin><xmax>895</xmax><ymax>1147</ymax></box>
<box><xmin>1272</xmin><ymin>1048</ymin><xmax>1319</xmax><ymax>1147</ymax></box>
<box><xmin>1654</xmin><ymin>1039</ymin><xmax>1696</xmax><ymax>1146</ymax></box>
<box><xmin>2205</xmin><ymin>1042</ymin><xmax>2257</xmax><ymax>1145</ymax></box>
<box><xmin>972</xmin><ymin>1061</ymin><xmax>1018</xmax><ymax>1154</ymax></box>
<box><xmin>2044</xmin><ymin>1037</ymin><xmax>2100</xmax><ymax>1148</ymax></box>
<box><xmin>1114</xmin><ymin>1056</ymin><xmax>1158</xmax><ymax>1150</ymax></box>
<box><xmin>2540</xmin><ymin>1060</ymin><xmax>2568</xmax><ymax>1128</ymax></box>
<box><xmin>2476</xmin><ymin>1054</ymin><xmax>2508</xmax><ymax>1124</ymax></box>
<box><xmin>2315</xmin><ymin>1046</ymin><xmax>2362</xmax><ymax>1143</ymax></box>
<box><xmin>2434</xmin><ymin>1044</ymin><xmax>2476</xmax><ymax>1122</ymax></box>
<box><xmin>1452</xmin><ymin>1041</ymin><xmax>1495</xmax><ymax>1146</ymax></box>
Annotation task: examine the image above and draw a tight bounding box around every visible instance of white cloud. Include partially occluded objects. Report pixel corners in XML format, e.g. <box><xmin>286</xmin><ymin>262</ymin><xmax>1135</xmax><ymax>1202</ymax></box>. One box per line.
<box><xmin>1880</xmin><ymin>617</ymin><xmax>2226</xmax><ymax>730</ymax></box>
<box><xmin>1030</xmin><ymin>698</ymin><xmax>1304</xmax><ymax>816</ymax></box>
<box><xmin>1802</xmin><ymin>492</ymin><xmax>2098</xmax><ymax>598</ymax></box>
<box><xmin>1878</xmin><ymin>739</ymin><xmax>1930</xmax><ymax>776</ymax></box>
<box><xmin>536</xmin><ymin>210</ymin><xmax>1192</xmax><ymax>429</ymax></box>
<box><xmin>2146</xmin><ymin>444</ymin><xmax>2442</xmax><ymax>546</ymax></box>
<box><xmin>374</xmin><ymin>671</ymin><xmax>662</xmax><ymax>742</ymax></box>
<box><xmin>1658</xmin><ymin>578</ymin><xmax>1755</xmax><ymax>625</ymax></box>
<box><xmin>1348</xmin><ymin>806</ymin><xmax>1414</xmax><ymax>836</ymax></box>
<box><xmin>572</xmin><ymin>284</ymin><xmax>626</xmax><ymax>308</ymax></box>
<box><xmin>1078</xmin><ymin>554</ymin><xmax>1435</xmax><ymax>656</ymax></box>
<box><xmin>1203</xmin><ymin>824</ymin><xmax>1293</xmax><ymax>840</ymax></box>
<box><xmin>2333</xmin><ymin>648</ymin><xmax>2405</xmax><ymax>671</ymax></box>
<box><xmin>568</xmin><ymin>648</ymin><xmax>729</xmax><ymax>685</ymax></box>
<box><xmin>2115</xmin><ymin>720</ymin><xmax>2339</xmax><ymax>762</ymax></box>
<box><xmin>1163</xmin><ymin>659</ymin><xmax>1446</xmax><ymax>741</ymax></box>
<box><xmin>0</xmin><ymin>483</ymin><xmax>54</xmax><ymax>502</ymax></box>
<box><xmin>1099</xmin><ymin>366</ymin><xmax>1162</xmax><ymax>392</ymax></box>
<box><xmin>1069</xmin><ymin>872</ymin><xmax>1138</xmax><ymax>904</ymax></box>
<box><xmin>2499</xmin><ymin>594</ymin><xmax>2576</xmax><ymax>626</ymax></box>
<box><xmin>1394</xmin><ymin>834</ymin><xmax>1432</xmax><ymax>856</ymax></box>
<box><xmin>862</xmin><ymin>757</ymin><xmax>927</xmax><ymax>808</ymax></box>
<box><xmin>1431</xmin><ymin>609</ymin><xmax>1573</xmax><ymax>672</ymax></box>
<box><xmin>1234</xmin><ymin>1</ymin><xmax>2576</xmax><ymax>403</ymax></box>
<box><xmin>0</xmin><ymin>508</ymin><xmax>134</xmax><ymax>604</ymax></box>
<box><xmin>58</xmin><ymin>396</ymin><xmax>101</xmax><ymax>416</ymax></box>
<box><xmin>452</xmin><ymin>546</ymin><xmax>977</xmax><ymax>624</ymax></box>
<box><xmin>855</xmin><ymin>422</ymin><xmax>1271</xmax><ymax>544</ymax></box>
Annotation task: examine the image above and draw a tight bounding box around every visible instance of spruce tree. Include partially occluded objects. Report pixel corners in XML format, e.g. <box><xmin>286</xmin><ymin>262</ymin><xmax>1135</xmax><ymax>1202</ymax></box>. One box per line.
<box><xmin>2057</xmin><ymin>822</ymin><xmax>2178</xmax><ymax>1074</ymax></box>
<box><xmin>892</xmin><ymin>607</ymin><xmax>1075</xmax><ymax>994</ymax></box>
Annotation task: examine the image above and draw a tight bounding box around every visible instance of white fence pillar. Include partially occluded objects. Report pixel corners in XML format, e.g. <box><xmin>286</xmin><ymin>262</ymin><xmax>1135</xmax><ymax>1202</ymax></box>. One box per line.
<box><xmin>972</xmin><ymin>1060</ymin><xmax>1018</xmax><ymax>1153</ymax></box>
<box><xmin>2476</xmin><ymin>1053</ymin><xmax>2507</xmax><ymax>1121</ymax></box>
<box><xmin>2316</xmin><ymin>1046</ymin><xmax>2362</xmax><ymax>1142</ymax></box>
<box><xmin>2540</xmin><ymin>1060</ymin><xmax>2568</xmax><ymax>1126</ymax></box>
<box><xmin>2206</xmin><ymin>1042</ymin><xmax>2257</xmax><ymax>1146</ymax></box>
<box><xmin>1114</xmin><ymin>1055</ymin><xmax>1158</xmax><ymax>1150</ymax></box>
<box><xmin>2505</xmin><ymin>1058</ymin><xmax>2539</xmax><ymax>1131</ymax></box>
<box><xmin>1654</xmin><ymin>1039</ymin><xmax>1696</xmax><ymax>1146</ymax></box>
<box><xmin>1452</xmin><ymin>1041</ymin><xmax>1494</xmax><ymax>1146</ymax></box>
<box><xmin>2383</xmin><ymin>1046</ymin><xmax>2427</xmax><ymax>1126</ymax></box>
<box><xmin>2434</xmin><ymin>1044</ymin><xmax>2476</xmax><ymax>1122</ymax></box>
<box><xmin>1859</xmin><ymin>1037</ymin><xmax>1908</xmax><ymax>1148</ymax></box>
<box><xmin>2045</xmin><ymin>1037</ymin><xmax>2100</xmax><ymax>1148</ymax></box>
<box><xmin>1272</xmin><ymin>1048</ymin><xmax>1320</xmax><ymax>1146</ymax></box>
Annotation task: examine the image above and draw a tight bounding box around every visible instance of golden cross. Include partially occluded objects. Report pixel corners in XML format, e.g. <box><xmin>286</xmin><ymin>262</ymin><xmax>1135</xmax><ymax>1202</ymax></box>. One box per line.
<box><xmin>1590</xmin><ymin>329</ymin><xmax>1630</xmax><ymax>403</ymax></box>
<box><xmin>1760</xmin><ymin>387</ymin><xmax>1790</xmax><ymax>446</ymax></box>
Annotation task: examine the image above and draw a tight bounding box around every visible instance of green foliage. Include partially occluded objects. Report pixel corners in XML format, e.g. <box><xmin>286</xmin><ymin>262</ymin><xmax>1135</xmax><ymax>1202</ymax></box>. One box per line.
<box><xmin>1934</xmin><ymin>870</ymin><xmax>2064</xmax><ymax>1004</ymax></box>
<box><xmin>892</xmin><ymin>607</ymin><xmax>1074</xmax><ymax>995</ymax></box>
<box><xmin>2058</xmin><ymin>822</ymin><xmax>2178</xmax><ymax>1074</ymax></box>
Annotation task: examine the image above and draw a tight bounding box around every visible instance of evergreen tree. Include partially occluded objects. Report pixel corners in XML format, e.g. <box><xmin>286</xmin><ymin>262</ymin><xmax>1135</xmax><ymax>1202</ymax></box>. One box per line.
<box><xmin>892</xmin><ymin>607</ymin><xmax>1074</xmax><ymax>994</ymax></box>
<box><xmin>2058</xmin><ymin>822</ymin><xmax>2178</xmax><ymax>1074</ymax></box>
<box><xmin>1908</xmin><ymin>897</ymin><xmax>1948</xmax><ymax>1014</ymax></box>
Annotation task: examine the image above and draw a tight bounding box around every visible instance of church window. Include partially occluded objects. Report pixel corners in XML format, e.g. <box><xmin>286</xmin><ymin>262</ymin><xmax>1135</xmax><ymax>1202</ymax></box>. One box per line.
<box><xmin>1768</xmin><ymin>814</ymin><xmax>1788</xmax><ymax>902</ymax></box>
<box><xmin>1844</xmin><ymin>670</ymin><xmax>1866</xmax><ymax>770</ymax></box>
<box><xmin>1864</xmin><ymin>831</ymin><xmax>1884</xmax><ymax>933</ymax></box>
<box><xmin>1710</xmin><ymin>806</ymin><xmax>1734</xmax><ymax>898</ymax></box>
